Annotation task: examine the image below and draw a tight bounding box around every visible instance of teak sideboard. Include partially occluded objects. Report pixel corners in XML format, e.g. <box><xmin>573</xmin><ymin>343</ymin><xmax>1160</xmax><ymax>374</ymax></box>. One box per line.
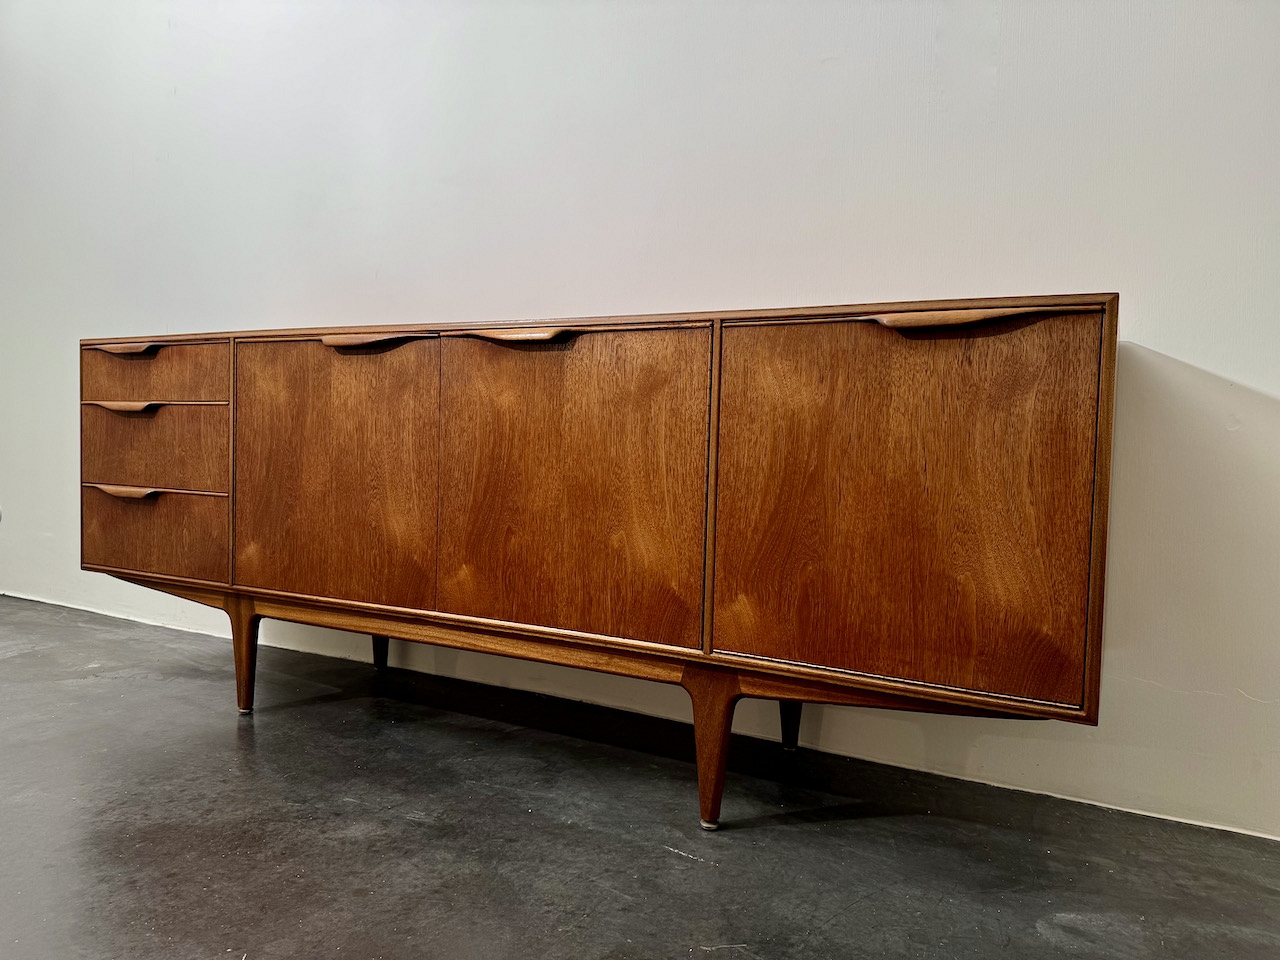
<box><xmin>80</xmin><ymin>293</ymin><xmax>1118</xmax><ymax>828</ymax></box>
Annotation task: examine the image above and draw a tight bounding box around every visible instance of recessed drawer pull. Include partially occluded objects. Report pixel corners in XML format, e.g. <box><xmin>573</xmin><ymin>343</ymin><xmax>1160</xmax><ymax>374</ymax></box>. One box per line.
<box><xmin>87</xmin><ymin>342</ymin><xmax>164</xmax><ymax>355</ymax></box>
<box><xmin>85</xmin><ymin>483</ymin><xmax>163</xmax><ymax>500</ymax></box>
<box><xmin>457</xmin><ymin>328</ymin><xmax>573</xmax><ymax>343</ymax></box>
<box><xmin>319</xmin><ymin>333</ymin><xmax>433</xmax><ymax>349</ymax></box>
<box><xmin>863</xmin><ymin>305</ymin><xmax>1098</xmax><ymax>328</ymax></box>
<box><xmin>83</xmin><ymin>400</ymin><xmax>168</xmax><ymax>414</ymax></box>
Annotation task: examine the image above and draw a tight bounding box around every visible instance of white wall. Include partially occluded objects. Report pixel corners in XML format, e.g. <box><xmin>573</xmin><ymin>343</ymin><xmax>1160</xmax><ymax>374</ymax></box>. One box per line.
<box><xmin>2</xmin><ymin>1</ymin><xmax>1277</xmax><ymax>837</ymax></box>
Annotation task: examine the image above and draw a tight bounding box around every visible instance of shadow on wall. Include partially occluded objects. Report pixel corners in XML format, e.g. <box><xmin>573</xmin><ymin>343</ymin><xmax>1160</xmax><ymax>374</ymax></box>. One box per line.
<box><xmin>804</xmin><ymin>341</ymin><xmax>1280</xmax><ymax>837</ymax></box>
<box><xmin>262</xmin><ymin>341</ymin><xmax>1280</xmax><ymax>837</ymax></box>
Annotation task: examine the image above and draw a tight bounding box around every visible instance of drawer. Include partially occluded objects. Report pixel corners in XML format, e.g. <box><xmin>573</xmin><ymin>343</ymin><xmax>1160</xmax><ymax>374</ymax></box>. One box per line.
<box><xmin>82</xmin><ymin>403</ymin><xmax>229</xmax><ymax>492</ymax></box>
<box><xmin>81</xmin><ymin>342</ymin><xmax>230</xmax><ymax>402</ymax></box>
<box><xmin>82</xmin><ymin>485</ymin><xmax>229</xmax><ymax>582</ymax></box>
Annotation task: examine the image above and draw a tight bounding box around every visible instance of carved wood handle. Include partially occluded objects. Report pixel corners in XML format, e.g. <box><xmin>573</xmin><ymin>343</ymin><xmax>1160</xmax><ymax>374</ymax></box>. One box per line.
<box><xmin>83</xmin><ymin>400</ymin><xmax>167</xmax><ymax>413</ymax></box>
<box><xmin>864</xmin><ymin>306</ymin><xmax>1098</xmax><ymax>328</ymax></box>
<box><xmin>459</xmin><ymin>328</ymin><xmax>571</xmax><ymax>342</ymax></box>
<box><xmin>87</xmin><ymin>342</ymin><xmax>163</xmax><ymax>355</ymax></box>
<box><xmin>319</xmin><ymin>333</ymin><xmax>431</xmax><ymax>349</ymax></box>
<box><xmin>85</xmin><ymin>483</ymin><xmax>163</xmax><ymax>499</ymax></box>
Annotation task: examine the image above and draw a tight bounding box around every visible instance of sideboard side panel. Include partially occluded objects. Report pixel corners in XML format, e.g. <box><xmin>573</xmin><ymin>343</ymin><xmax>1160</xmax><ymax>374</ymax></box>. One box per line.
<box><xmin>234</xmin><ymin>338</ymin><xmax>440</xmax><ymax>609</ymax></box>
<box><xmin>713</xmin><ymin>313</ymin><xmax>1103</xmax><ymax>706</ymax></box>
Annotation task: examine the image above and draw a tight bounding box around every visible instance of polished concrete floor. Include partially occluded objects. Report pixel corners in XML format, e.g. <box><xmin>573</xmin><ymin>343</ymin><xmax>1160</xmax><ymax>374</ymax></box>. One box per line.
<box><xmin>1</xmin><ymin>596</ymin><xmax>1277</xmax><ymax>959</ymax></box>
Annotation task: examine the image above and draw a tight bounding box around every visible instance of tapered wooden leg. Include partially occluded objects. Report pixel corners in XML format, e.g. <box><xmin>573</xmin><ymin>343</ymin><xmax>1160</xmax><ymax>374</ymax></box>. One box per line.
<box><xmin>779</xmin><ymin>700</ymin><xmax>803</xmax><ymax>751</ymax></box>
<box><xmin>371</xmin><ymin>634</ymin><xmax>390</xmax><ymax>670</ymax></box>
<box><xmin>681</xmin><ymin>664</ymin><xmax>742</xmax><ymax>830</ymax></box>
<box><xmin>226</xmin><ymin>596</ymin><xmax>261</xmax><ymax>715</ymax></box>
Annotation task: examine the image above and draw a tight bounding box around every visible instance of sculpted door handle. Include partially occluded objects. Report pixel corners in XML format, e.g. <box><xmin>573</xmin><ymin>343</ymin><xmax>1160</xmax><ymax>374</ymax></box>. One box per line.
<box><xmin>84</xmin><ymin>483</ymin><xmax>163</xmax><ymax>500</ymax></box>
<box><xmin>86</xmin><ymin>342</ymin><xmax>164</xmax><ymax>355</ymax></box>
<box><xmin>82</xmin><ymin>400</ymin><xmax>168</xmax><ymax>414</ymax></box>
<box><xmin>863</xmin><ymin>305</ymin><xmax>1097</xmax><ymax>329</ymax></box>
<box><xmin>319</xmin><ymin>333</ymin><xmax>433</xmax><ymax>349</ymax></box>
<box><xmin>454</xmin><ymin>328</ymin><xmax>574</xmax><ymax>343</ymax></box>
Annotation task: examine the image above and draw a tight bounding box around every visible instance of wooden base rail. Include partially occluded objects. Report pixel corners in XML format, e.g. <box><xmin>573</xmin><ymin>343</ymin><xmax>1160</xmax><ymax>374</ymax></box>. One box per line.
<box><xmin>133</xmin><ymin>579</ymin><xmax>1017</xmax><ymax>829</ymax></box>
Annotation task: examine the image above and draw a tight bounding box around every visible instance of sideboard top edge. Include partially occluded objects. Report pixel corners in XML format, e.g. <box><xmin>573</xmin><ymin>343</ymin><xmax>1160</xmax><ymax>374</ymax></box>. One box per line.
<box><xmin>78</xmin><ymin>293</ymin><xmax>1118</xmax><ymax>346</ymax></box>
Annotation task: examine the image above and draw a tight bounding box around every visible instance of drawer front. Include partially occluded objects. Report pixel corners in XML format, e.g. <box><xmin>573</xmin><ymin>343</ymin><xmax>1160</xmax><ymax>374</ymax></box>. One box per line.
<box><xmin>81</xmin><ymin>343</ymin><xmax>229</xmax><ymax>401</ymax></box>
<box><xmin>82</xmin><ymin>403</ymin><xmax>229</xmax><ymax>492</ymax></box>
<box><xmin>82</xmin><ymin>486</ymin><xmax>229</xmax><ymax>582</ymax></box>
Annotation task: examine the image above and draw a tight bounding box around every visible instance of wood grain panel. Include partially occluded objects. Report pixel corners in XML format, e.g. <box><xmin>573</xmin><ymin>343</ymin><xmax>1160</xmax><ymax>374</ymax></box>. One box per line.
<box><xmin>713</xmin><ymin>313</ymin><xmax>1103</xmax><ymax>705</ymax></box>
<box><xmin>81</xmin><ymin>343</ymin><xmax>229</xmax><ymax>401</ymax></box>
<box><xmin>438</xmin><ymin>327</ymin><xmax>711</xmax><ymax>648</ymax></box>
<box><xmin>234</xmin><ymin>338</ymin><xmax>440</xmax><ymax>609</ymax></box>
<box><xmin>82</xmin><ymin>487</ymin><xmax>228</xmax><ymax>582</ymax></box>
<box><xmin>82</xmin><ymin>403</ymin><xmax>229</xmax><ymax>491</ymax></box>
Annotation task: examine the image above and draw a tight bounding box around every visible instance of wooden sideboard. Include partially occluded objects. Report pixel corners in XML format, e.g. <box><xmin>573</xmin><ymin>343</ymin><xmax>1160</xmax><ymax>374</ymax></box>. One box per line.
<box><xmin>80</xmin><ymin>293</ymin><xmax>1118</xmax><ymax>828</ymax></box>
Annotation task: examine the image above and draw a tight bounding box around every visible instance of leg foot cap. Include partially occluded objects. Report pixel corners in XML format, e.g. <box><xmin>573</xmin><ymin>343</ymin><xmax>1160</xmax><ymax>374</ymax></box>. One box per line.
<box><xmin>699</xmin><ymin>819</ymin><xmax>719</xmax><ymax>831</ymax></box>
<box><xmin>238</xmin><ymin>707</ymin><xmax>253</xmax><ymax>715</ymax></box>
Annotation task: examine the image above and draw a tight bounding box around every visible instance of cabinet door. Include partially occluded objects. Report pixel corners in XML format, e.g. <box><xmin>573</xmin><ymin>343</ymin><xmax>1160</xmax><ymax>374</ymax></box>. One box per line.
<box><xmin>235</xmin><ymin>338</ymin><xmax>439</xmax><ymax>609</ymax></box>
<box><xmin>713</xmin><ymin>314</ymin><xmax>1103</xmax><ymax>705</ymax></box>
<box><xmin>438</xmin><ymin>328</ymin><xmax>711</xmax><ymax>648</ymax></box>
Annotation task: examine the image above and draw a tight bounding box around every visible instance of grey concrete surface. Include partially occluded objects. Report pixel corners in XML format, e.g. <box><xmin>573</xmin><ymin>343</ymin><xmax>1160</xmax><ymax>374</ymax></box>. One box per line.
<box><xmin>0</xmin><ymin>595</ymin><xmax>1277</xmax><ymax>959</ymax></box>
